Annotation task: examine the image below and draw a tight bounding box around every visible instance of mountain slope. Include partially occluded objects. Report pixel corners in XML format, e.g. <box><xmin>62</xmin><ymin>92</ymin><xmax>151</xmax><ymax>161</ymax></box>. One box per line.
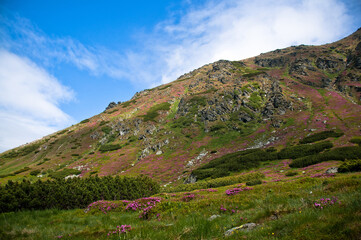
<box><xmin>1</xmin><ymin>28</ymin><xmax>361</xmax><ymax>184</ymax></box>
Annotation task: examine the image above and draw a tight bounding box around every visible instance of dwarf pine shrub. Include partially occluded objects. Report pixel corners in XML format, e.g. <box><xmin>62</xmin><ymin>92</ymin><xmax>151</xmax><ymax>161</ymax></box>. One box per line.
<box><xmin>338</xmin><ymin>159</ymin><xmax>361</xmax><ymax>172</ymax></box>
<box><xmin>299</xmin><ymin>130</ymin><xmax>344</xmax><ymax>144</ymax></box>
<box><xmin>0</xmin><ymin>175</ymin><xmax>159</xmax><ymax>213</ymax></box>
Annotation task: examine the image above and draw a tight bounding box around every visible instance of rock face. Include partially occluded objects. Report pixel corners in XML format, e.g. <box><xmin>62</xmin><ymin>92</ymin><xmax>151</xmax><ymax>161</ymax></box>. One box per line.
<box><xmin>262</xmin><ymin>80</ymin><xmax>291</xmax><ymax>118</ymax></box>
<box><xmin>254</xmin><ymin>56</ymin><xmax>286</xmax><ymax>68</ymax></box>
<box><xmin>289</xmin><ymin>58</ymin><xmax>316</xmax><ymax>76</ymax></box>
<box><xmin>316</xmin><ymin>57</ymin><xmax>344</xmax><ymax>73</ymax></box>
<box><xmin>105</xmin><ymin>102</ymin><xmax>117</xmax><ymax>110</ymax></box>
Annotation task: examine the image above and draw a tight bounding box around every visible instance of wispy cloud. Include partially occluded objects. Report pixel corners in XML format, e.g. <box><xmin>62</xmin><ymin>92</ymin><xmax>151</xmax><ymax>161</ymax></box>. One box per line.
<box><xmin>0</xmin><ymin>50</ymin><xmax>74</xmax><ymax>152</ymax></box>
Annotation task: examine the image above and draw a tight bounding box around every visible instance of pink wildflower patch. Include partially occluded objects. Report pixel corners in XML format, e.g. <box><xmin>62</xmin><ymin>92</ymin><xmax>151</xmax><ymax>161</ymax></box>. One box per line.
<box><xmin>225</xmin><ymin>187</ymin><xmax>253</xmax><ymax>196</ymax></box>
<box><xmin>314</xmin><ymin>196</ymin><xmax>339</xmax><ymax>209</ymax></box>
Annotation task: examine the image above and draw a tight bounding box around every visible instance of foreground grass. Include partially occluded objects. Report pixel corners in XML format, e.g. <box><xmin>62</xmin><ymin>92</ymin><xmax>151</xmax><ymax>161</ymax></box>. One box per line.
<box><xmin>1</xmin><ymin>171</ymin><xmax>360</xmax><ymax>239</ymax></box>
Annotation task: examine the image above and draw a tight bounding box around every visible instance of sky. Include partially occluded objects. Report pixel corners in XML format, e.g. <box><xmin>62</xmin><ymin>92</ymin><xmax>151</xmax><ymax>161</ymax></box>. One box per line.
<box><xmin>0</xmin><ymin>0</ymin><xmax>360</xmax><ymax>153</ymax></box>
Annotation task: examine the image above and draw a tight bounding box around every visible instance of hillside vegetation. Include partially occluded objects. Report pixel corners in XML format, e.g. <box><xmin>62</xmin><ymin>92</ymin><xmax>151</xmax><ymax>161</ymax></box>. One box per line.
<box><xmin>0</xmin><ymin>28</ymin><xmax>361</xmax><ymax>240</ymax></box>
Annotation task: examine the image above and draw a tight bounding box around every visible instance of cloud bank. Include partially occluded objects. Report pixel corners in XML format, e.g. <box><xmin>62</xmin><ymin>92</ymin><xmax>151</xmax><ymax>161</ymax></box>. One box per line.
<box><xmin>0</xmin><ymin>50</ymin><xmax>73</xmax><ymax>152</ymax></box>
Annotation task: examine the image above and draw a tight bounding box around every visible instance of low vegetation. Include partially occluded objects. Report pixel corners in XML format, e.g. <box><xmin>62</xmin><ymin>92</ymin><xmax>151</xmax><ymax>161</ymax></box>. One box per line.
<box><xmin>99</xmin><ymin>144</ymin><xmax>122</xmax><ymax>152</ymax></box>
<box><xmin>290</xmin><ymin>146</ymin><xmax>361</xmax><ymax>168</ymax></box>
<box><xmin>141</xmin><ymin>102</ymin><xmax>171</xmax><ymax>122</ymax></box>
<box><xmin>0</xmin><ymin>175</ymin><xmax>159</xmax><ymax>213</ymax></box>
<box><xmin>299</xmin><ymin>130</ymin><xmax>344</xmax><ymax>144</ymax></box>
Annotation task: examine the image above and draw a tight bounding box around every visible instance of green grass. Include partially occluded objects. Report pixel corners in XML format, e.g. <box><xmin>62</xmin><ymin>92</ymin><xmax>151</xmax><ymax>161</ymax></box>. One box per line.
<box><xmin>1</xmin><ymin>173</ymin><xmax>360</xmax><ymax>240</ymax></box>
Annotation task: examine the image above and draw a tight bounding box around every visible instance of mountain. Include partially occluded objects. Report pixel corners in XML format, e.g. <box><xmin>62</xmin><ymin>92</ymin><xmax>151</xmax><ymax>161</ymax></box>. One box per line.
<box><xmin>1</xmin><ymin>28</ymin><xmax>361</xmax><ymax>184</ymax></box>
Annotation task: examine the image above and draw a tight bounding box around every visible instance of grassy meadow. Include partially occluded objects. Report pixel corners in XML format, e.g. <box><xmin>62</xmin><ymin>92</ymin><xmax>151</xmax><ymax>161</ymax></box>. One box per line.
<box><xmin>1</xmin><ymin>159</ymin><xmax>360</xmax><ymax>240</ymax></box>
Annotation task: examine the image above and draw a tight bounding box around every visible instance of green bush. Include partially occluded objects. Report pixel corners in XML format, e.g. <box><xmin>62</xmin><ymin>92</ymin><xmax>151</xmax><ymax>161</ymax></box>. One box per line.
<box><xmin>338</xmin><ymin>159</ymin><xmax>361</xmax><ymax>173</ymax></box>
<box><xmin>14</xmin><ymin>167</ymin><xmax>31</xmax><ymax>175</ymax></box>
<box><xmin>300</xmin><ymin>130</ymin><xmax>344</xmax><ymax>144</ymax></box>
<box><xmin>285</xmin><ymin>171</ymin><xmax>298</xmax><ymax>176</ymax></box>
<box><xmin>141</xmin><ymin>102</ymin><xmax>171</xmax><ymax>122</ymax></box>
<box><xmin>278</xmin><ymin>141</ymin><xmax>333</xmax><ymax>159</ymax></box>
<box><xmin>121</xmin><ymin>99</ymin><xmax>136</xmax><ymax>108</ymax></box>
<box><xmin>246</xmin><ymin>179</ymin><xmax>262</xmax><ymax>186</ymax></box>
<box><xmin>0</xmin><ymin>175</ymin><xmax>160</xmax><ymax>213</ymax></box>
<box><xmin>29</xmin><ymin>170</ymin><xmax>41</xmax><ymax>176</ymax></box>
<box><xmin>290</xmin><ymin>146</ymin><xmax>361</xmax><ymax>168</ymax></box>
<box><xmin>101</xmin><ymin>126</ymin><xmax>112</xmax><ymax>134</ymax></box>
<box><xmin>99</xmin><ymin>144</ymin><xmax>122</xmax><ymax>152</ymax></box>
<box><xmin>80</xmin><ymin>119</ymin><xmax>90</xmax><ymax>124</ymax></box>
<box><xmin>350</xmin><ymin>137</ymin><xmax>361</xmax><ymax>146</ymax></box>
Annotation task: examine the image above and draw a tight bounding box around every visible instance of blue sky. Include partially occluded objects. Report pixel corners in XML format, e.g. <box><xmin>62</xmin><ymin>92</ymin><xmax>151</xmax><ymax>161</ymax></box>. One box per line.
<box><xmin>0</xmin><ymin>0</ymin><xmax>360</xmax><ymax>152</ymax></box>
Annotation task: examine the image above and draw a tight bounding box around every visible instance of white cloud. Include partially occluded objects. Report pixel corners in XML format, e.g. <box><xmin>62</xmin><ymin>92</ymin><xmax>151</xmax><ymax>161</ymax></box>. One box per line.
<box><xmin>145</xmin><ymin>0</ymin><xmax>352</xmax><ymax>84</ymax></box>
<box><xmin>1</xmin><ymin>0</ymin><xmax>355</xmax><ymax>88</ymax></box>
<box><xmin>0</xmin><ymin>50</ymin><xmax>74</xmax><ymax>152</ymax></box>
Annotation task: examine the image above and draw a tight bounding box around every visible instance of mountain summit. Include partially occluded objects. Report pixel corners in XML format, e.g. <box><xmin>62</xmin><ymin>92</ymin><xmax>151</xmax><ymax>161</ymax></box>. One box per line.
<box><xmin>1</xmin><ymin>28</ymin><xmax>361</xmax><ymax>184</ymax></box>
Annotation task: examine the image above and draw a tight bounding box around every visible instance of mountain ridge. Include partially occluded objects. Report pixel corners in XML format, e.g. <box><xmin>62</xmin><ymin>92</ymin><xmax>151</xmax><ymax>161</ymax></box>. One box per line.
<box><xmin>1</xmin><ymin>28</ymin><xmax>360</xmax><ymax>185</ymax></box>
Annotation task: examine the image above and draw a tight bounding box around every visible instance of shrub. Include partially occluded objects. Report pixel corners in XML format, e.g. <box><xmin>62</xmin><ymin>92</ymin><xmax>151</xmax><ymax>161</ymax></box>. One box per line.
<box><xmin>246</xmin><ymin>179</ymin><xmax>262</xmax><ymax>186</ymax></box>
<box><xmin>300</xmin><ymin>130</ymin><xmax>344</xmax><ymax>144</ymax></box>
<box><xmin>14</xmin><ymin>167</ymin><xmax>31</xmax><ymax>175</ymax></box>
<box><xmin>350</xmin><ymin>137</ymin><xmax>361</xmax><ymax>146</ymax></box>
<box><xmin>101</xmin><ymin>126</ymin><xmax>112</xmax><ymax>134</ymax></box>
<box><xmin>0</xmin><ymin>175</ymin><xmax>159</xmax><ymax>213</ymax></box>
<box><xmin>278</xmin><ymin>141</ymin><xmax>333</xmax><ymax>159</ymax></box>
<box><xmin>121</xmin><ymin>99</ymin><xmax>136</xmax><ymax>108</ymax></box>
<box><xmin>30</xmin><ymin>170</ymin><xmax>41</xmax><ymax>176</ymax></box>
<box><xmin>338</xmin><ymin>159</ymin><xmax>361</xmax><ymax>173</ymax></box>
<box><xmin>285</xmin><ymin>171</ymin><xmax>298</xmax><ymax>176</ymax></box>
<box><xmin>290</xmin><ymin>146</ymin><xmax>361</xmax><ymax>168</ymax></box>
<box><xmin>80</xmin><ymin>119</ymin><xmax>90</xmax><ymax>124</ymax></box>
<box><xmin>99</xmin><ymin>144</ymin><xmax>122</xmax><ymax>152</ymax></box>
<box><xmin>141</xmin><ymin>102</ymin><xmax>171</xmax><ymax>122</ymax></box>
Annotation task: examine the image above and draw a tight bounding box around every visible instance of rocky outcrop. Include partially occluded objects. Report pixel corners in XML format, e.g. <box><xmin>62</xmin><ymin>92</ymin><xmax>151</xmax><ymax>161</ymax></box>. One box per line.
<box><xmin>254</xmin><ymin>56</ymin><xmax>286</xmax><ymax>68</ymax></box>
<box><xmin>138</xmin><ymin>139</ymin><xmax>170</xmax><ymax>160</ymax></box>
<box><xmin>289</xmin><ymin>58</ymin><xmax>316</xmax><ymax>76</ymax></box>
<box><xmin>316</xmin><ymin>57</ymin><xmax>344</xmax><ymax>73</ymax></box>
<box><xmin>207</xmin><ymin>60</ymin><xmax>236</xmax><ymax>84</ymax></box>
<box><xmin>262</xmin><ymin>80</ymin><xmax>291</xmax><ymax>118</ymax></box>
<box><xmin>105</xmin><ymin>102</ymin><xmax>117</xmax><ymax>110</ymax></box>
<box><xmin>347</xmin><ymin>42</ymin><xmax>361</xmax><ymax>69</ymax></box>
